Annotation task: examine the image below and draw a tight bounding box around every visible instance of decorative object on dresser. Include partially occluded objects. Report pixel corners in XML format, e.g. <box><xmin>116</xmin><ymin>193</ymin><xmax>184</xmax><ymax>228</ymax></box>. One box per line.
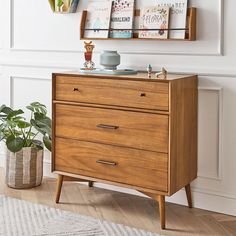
<box><xmin>100</xmin><ymin>50</ymin><xmax>121</xmax><ymax>70</ymax></box>
<box><xmin>81</xmin><ymin>47</ymin><xmax>137</xmax><ymax>75</ymax></box>
<box><xmin>84</xmin><ymin>0</ymin><xmax>113</xmax><ymax>39</ymax></box>
<box><xmin>139</xmin><ymin>6</ymin><xmax>170</xmax><ymax>39</ymax></box>
<box><xmin>110</xmin><ymin>0</ymin><xmax>136</xmax><ymax>38</ymax></box>
<box><xmin>0</xmin><ymin>102</ymin><xmax>52</xmax><ymax>189</ymax></box>
<box><xmin>155</xmin><ymin>67</ymin><xmax>168</xmax><ymax>80</ymax></box>
<box><xmin>83</xmin><ymin>41</ymin><xmax>95</xmax><ymax>70</ymax></box>
<box><xmin>52</xmin><ymin>71</ymin><xmax>198</xmax><ymax>230</ymax></box>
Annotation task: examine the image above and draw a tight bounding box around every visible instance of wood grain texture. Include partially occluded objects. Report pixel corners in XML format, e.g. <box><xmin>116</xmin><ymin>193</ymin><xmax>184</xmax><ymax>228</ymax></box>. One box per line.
<box><xmin>185</xmin><ymin>184</ymin><xmax>193</xmax><ymax>208</ymax></box>
<box><xmin>157</xmin><ymin>195</ymin><xmax>166</xmax><ymax>229</ymax></box>
<box><xmin>55</xmin><ymin>174</ymin><xmax>63</xmax><ymax>203</ymax></box>
<box><xmin>55</xmin><ymin>104</ymin><xmax>169</xmax><ymax>153</ymax></box>
<box><xmin>52</xmin><ymin>72</ymin><xmax>198</xmax><ymax>230</ymax></box>
<box><xmin>54</xmin><ymin>137</ymin><xmax>168</xmax><ymax>192</ymax></box>
<box><xmin>56</xmin><ymin>76</ymin><xmax>169</xmax><ymax>111</ymax></box>
<box><xmin>53</xmin><ymin>72</ymin><xmax>194</xmax><ymax>82</ymax></box>
<box><xmin>168</xmin><ymin>76</ymin><xmax>198</xmax><ymax>195</ymax></box>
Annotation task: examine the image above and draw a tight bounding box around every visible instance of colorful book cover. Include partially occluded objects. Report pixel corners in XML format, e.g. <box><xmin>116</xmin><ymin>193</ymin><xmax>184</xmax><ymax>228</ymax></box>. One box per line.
<box><xmin>48</xmin><ymin>0</ymin><xmax>55</xmax><ymax>12</ymax></box>
<box><xmin>69</xmin><ymin>0</ymin><xmax>79</xmax><ymax>13</ymax></box>
<box><xmin>110</xmin><ymin>0</ymin><xmax>135</xmax><ymax>38</ymax></box>
<box><xmin>139</xmin><ymin>6</ymin><xmax>170</xmax><ymax>39</ymax></box>
<box><xmin>84</xmin><ymin>0</ymin><xmax>113</xmax><ymax>39</ymax></box>
<box><xmin>155</xmin><ymin>0</ymin><xmax>188</xmax><ymax>39</ymax></box>
<box><xmin>55</xmin><ymin>0</ymin><xmax>71</xmax><ymax>12</ymax></box>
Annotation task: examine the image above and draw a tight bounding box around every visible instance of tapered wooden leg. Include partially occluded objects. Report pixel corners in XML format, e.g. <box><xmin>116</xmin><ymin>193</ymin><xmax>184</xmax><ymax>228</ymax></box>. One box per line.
<box><xmin>157</xmin><ymin>195</ymin><xmax>166</xmax><ymax>230</ymax></box>
<box><xmin>88</xmin><ymin>181</ymin><xmax>94</xmax><ymax>187</ymax></box>
<box><xmin>185</xmin><ymin>184</ymin><xmax>192</xmax><ymax>208</ymax></box>
<box><xmin>55</xmin><ymin>174</ymin><xmax>64</xmax><ymax>204</ymax></box>
<box><xmin>140</xmin><ymin>192</ymin><xmax>166</xmax><ymax>229</ymax></box>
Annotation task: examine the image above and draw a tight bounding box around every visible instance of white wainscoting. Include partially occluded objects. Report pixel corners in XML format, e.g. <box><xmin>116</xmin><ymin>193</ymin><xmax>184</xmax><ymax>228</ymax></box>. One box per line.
<box><xmin>198</xmin><ymin>87</ymin><xmax>223</xmax><ymax>180</ymax></box>
<box><xmin>0</xmin><ymin>0</ymin><xmax>236</xmax><ymax>217</ymax></box>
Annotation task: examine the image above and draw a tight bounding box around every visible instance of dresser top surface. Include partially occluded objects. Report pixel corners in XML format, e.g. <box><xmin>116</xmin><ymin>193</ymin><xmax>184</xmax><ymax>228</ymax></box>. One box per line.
<box><xmin>53</xmin><ymin>71</ymin><xmax>197</xmax><ymax>82</ymax></box>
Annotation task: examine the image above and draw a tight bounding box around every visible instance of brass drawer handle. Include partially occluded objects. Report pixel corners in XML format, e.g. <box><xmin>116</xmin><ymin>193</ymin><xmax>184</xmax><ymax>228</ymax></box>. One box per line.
<box><xmin>96</xmin><ymin>124</ymin><xmax>119</xmax><ymax>130</ymax></box>
<box><xmin>73</xmin><ymin>88</ymin><xmax>80</xmax><ymax>92</ymax></box>
<box><xmin>96</xmin><ymin>160</ymin><xmax>117</xmax><ymax>166</ymax></box>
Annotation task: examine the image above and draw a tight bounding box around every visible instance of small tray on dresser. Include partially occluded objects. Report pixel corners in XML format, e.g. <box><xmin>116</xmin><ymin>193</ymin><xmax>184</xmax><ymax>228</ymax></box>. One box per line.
<box><xmin>80</xmin><ymin>68</ymin><xmax>138</xmax><ymax>75</ymax></box>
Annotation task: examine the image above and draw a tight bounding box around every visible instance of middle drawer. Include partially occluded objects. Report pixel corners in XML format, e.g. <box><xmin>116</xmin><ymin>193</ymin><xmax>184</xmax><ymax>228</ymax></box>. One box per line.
<box><xmin>55</xmin><ymin>104</ymin><xmax>169</xmax><ymax>153</ymax></box>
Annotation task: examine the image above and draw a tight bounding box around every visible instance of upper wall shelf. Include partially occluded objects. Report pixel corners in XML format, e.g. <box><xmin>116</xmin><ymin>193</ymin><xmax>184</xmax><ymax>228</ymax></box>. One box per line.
<box><xmin>80</xmin><ymin>8</ymin><xmax>197</xmax><ymax>41</ymax></box>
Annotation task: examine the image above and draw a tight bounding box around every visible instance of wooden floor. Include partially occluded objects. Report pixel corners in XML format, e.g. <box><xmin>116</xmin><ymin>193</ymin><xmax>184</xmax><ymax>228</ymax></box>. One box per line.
<box><xmin>0</xmin><ymin>169</ymin><xmax>236</xmax><ymax>235</ymax></box>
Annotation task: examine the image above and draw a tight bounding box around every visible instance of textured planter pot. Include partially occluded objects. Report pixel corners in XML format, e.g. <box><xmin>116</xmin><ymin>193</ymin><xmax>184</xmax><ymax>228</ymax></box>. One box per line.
<box><xmin>100</xmin><ymin>50</ymin><xmax>121</xmax><ymax>70</ymax></box>
<box><xmin>5</xmin><ymin>147</ymin><xmax>44</xmax><ymax>189</ymax></box>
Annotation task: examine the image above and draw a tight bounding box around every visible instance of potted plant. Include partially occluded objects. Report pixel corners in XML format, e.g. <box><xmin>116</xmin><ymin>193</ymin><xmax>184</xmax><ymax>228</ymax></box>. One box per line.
<box><xmin>0</xmin><ymin>102</ymin><xmax>52</xmax><ymax>189</ymax></box>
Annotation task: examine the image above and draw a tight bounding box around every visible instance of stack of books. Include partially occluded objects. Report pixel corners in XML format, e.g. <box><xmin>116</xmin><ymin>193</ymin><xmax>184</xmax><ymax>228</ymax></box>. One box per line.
<box><xmin>84</xmin><ymin>0</ymin><xmax>189</xmax><ymax>39</ymax></box>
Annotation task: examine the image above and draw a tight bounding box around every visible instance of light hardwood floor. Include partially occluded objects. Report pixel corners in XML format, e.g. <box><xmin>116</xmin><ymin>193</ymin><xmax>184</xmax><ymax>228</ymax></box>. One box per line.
<box><xmin>0</xmin><ymin>168</ymin><xmax>235</xmax><ymax>236</ymax></box>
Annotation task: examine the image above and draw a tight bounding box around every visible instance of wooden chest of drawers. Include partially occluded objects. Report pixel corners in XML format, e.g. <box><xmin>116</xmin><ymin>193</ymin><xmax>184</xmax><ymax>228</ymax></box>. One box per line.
<box><xmin>52</xmin><ymin>72</ymin><xmax>198</xmax><ymax>230</ymax></box>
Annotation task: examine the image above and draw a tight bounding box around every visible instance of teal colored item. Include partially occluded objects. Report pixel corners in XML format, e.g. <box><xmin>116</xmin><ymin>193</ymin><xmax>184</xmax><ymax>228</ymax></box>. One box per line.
<box><xmin>80</xmin><ymin>69</ymin><xmax>138</xmax><ymax>75</ymax></box>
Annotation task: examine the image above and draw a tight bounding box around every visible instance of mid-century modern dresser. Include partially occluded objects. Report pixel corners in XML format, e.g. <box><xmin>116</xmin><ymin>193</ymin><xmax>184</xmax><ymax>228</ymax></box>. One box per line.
<box><xmin>52</xmin><ymin>72</ymin><xmax>198</xmax><ymax>229</ymax></box>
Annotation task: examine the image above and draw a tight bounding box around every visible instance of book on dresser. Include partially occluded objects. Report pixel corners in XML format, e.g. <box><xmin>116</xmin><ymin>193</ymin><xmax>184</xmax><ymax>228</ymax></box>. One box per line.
<box><xmin>156</xmin><ymin>0</ymin><xmax>188</xmax><ymax>39</ymax></box>
<box><xmin>110</xmin><ymin>0</ymin><xmax>136</xmax><ymax>38</ymax></box>
<box><xmin>139</xmin><ymin>6</ymin><xmax>170</xmax><ymax>39</ymax></box>
<box><xmin>84</xmin><ymin>0</ymin><xmax>113</xmax><ymax>38</ymax></box>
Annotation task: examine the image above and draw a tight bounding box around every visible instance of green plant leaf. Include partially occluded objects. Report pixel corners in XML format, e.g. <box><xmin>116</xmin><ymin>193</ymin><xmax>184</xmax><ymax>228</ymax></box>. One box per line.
<box><xmin>17</xmin><ymin>120</ymin><xmax>31</xmax><ymax>129</ymax></box>
<box><xmin>27</xmin><ymin>102</ymin><xmax>47</xmax><ymax>115</ymax></box>
<box><xmin>0</xmin><ymin>131</ymin><xmax>5</xmax><ymax>141</ymax></box>
<box><xmin>7</xmin><ymin>109</ymin><xmax>24</xmax><ymax>120</ymax></box>
<box><xmin>34</xmin><ymin>112</ymin><xmax>52</xmax><ymax>128</ymax></box>
<box><xmin>1</xmin><ymin>106</ymin><xmax>13</xmax><ymax>115</ymax></box>
<box><xmin>0</xmin><ymin>105</ymin><xmax>6</xmax><ymax>113</ymax></box>
<box><xmin>6</xmin><ymin>135</ymin><xmax>24</xmax><ymax>153</ymax></box>
<box><xmin>43</xmin><ymin>135</ymin><xmax>51</xmax><ymax>151</ymax></box>
<box><xmin>31</xmin><ymin>119</ymin><xmax>51</xmax><ymax>136</ymax></box>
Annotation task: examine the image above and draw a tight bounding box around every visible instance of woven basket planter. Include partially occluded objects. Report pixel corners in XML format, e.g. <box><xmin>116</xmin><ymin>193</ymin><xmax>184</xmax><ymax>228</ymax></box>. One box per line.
<box><xmin>5</xmin><ymin>147</ymin><xmax>44</xmax><ymax>189</ymax></box>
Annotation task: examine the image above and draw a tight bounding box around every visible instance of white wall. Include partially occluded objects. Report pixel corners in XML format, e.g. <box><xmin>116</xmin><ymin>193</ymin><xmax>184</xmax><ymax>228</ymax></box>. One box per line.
<box><xmin>1</xmin><ymin>0</ymin><xmax>236</xmax><ymax>216</ymax></box>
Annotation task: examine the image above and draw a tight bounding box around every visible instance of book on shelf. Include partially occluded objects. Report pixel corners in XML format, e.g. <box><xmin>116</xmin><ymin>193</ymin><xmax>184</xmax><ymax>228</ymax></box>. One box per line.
<box><xmin>139</xmin><ymin>6</ymin><xmax>170</xmax><ymax>39</ymax></box>
<box><xmin>53</xmin><ymin>0</ymin><xmax>79</xmax><ymax>12</ymax></box>
<box><xmin>55</xmin><ymin>0</ymin><xmax>70</xmax><ymax>12</ymax></box>
<box><xmin>110</xmin><ymin>0</ymin><xmax>136</xmax><ymax>38</ymax></box>
<box><xmin>69</xmin><ymin>0</ymin><xmax>79</xmax><ymax>13</ymax></box>
<box><xmin>155</xmin><ymin>0</ymin><xmax>188</xmax><ymax>39</ymax></box>
<box><xmin>84</xmin><ymin>0</ymin><xmax>113</xmax><ymax>38</ymax></box>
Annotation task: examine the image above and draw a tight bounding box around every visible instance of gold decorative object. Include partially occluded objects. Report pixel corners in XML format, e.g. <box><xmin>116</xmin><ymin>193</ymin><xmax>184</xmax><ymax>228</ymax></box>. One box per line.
<box><xmin>155</xmin><ymin>67</ymin><xmax>167</xmax><ymax>80</ymax></box>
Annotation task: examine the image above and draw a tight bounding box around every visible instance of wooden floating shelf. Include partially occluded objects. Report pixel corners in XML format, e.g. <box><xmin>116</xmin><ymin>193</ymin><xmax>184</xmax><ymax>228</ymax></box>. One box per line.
<box><xmin>80</xmin><ymin>8</ymin><xmax>197</xmax><ymax>41</ymax></box>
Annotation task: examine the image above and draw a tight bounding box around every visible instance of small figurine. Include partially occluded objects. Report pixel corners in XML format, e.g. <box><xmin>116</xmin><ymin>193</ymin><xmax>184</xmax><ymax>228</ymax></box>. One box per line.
<box><xmin>155</xmin><ymin>67</ymin><xmax>167</xmax><ymax>80</ymax></box>
<box><xmin>147</xmin><ymin>64</ymin><xmax>152</xmax><ymax>78</ymax></box>
<box><xmin>83</xmin><ymin>41</ymin><xmax>95</xmax><ymax>70</ymax></box>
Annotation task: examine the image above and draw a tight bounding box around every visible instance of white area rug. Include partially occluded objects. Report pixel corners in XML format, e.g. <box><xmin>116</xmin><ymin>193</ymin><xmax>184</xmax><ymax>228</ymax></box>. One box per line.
<box><xmin>0</xmin><ymin>195</ymin><xmax>161</xmax><ymax>236</ymax></box>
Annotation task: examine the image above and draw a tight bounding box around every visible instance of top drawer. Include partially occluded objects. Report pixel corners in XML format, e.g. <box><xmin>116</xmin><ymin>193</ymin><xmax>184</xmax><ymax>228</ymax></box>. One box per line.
<box><xmin>55</xmin><ymin>76</ymin><xmax>169</xmax><ymax>111</ymax></box>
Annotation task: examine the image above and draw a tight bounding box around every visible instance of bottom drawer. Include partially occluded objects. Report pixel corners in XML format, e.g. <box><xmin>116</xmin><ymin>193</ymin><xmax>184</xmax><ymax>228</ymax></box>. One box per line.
<box><xmin>54</xmin><ymin>137</ymin><xmax>168</xmax><ymax>192</ymax></box>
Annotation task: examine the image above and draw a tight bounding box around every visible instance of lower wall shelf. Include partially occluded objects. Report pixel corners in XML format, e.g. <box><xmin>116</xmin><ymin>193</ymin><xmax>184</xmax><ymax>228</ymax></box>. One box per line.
<box><xmin>80</xmin><ymin>8</ymin><xmax>196</xmax><ymax>41</ymax></box>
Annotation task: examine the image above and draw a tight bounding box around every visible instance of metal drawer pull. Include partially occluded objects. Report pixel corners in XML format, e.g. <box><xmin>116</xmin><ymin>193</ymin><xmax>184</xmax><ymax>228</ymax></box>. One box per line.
<box><xmin>96</xmin><ymin>124</ymin><xmax>119</xmax><ymax>130</ymax></box>
<box><xmin>73</xmin><ymin>88</ymin><xmax>80</xmax><ymax>92</ymax></box>
<box><xmin>96</xmin><ymin>160</ymin><xmax>117</xmax><ymax>166</ymax></box>
<box><xmin>140</xmin><ymin>93</ymin><xmax>146</xmax><ymax>97</ymax></box>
